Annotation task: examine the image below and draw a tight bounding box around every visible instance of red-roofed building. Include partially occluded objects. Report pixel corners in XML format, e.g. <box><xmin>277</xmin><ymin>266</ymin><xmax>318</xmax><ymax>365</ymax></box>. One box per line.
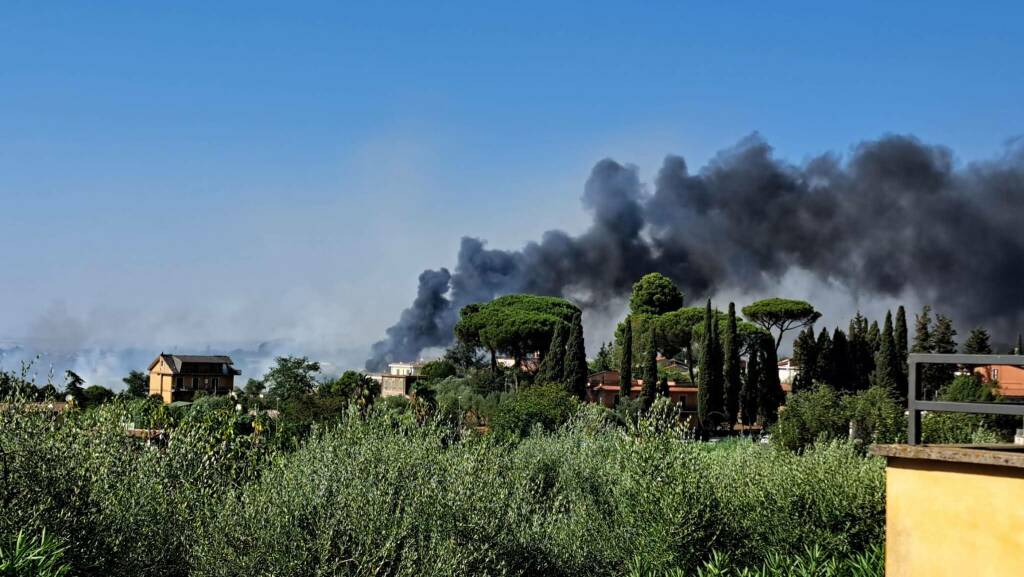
<box><xmin>974</xmin><ymin>365</ymin><xmax>1024</xmax><ymax>398</ymax></box>
<box><xmin>586</xmin><ymin>370</ymin><xmax>698</xmax><ymax>410</ymax></box>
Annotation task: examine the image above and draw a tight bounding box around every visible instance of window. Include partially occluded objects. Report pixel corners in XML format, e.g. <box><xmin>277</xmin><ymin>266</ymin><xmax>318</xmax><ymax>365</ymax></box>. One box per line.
<box><xmin>192</xmin><ymin>377</ymin><xmax>199</xmax><ymax>388</ymax></box>
<box><xmin>175</xmin><ymin>377</ymin><xmax>183</xmax><ymax>389</ymax></box>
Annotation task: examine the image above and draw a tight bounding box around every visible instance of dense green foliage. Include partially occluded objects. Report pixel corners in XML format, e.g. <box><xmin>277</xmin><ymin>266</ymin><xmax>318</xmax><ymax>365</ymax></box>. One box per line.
<box><xmin>122</xmin><ymin>370</ymin><xmax>149</xmax><ymax>398</ymax></box>
<box><xmin>0</xmin><ymin>530</ymin><xmax>71</xmax><ymax>577</ymax></box>
<box><xmin>723</xmin><ymin>303</ymin><xmax>741</xmax><ymax>427</ymax></box>
<box><xmin>455</xmin><ymin>295</ymin><xmax>580</xmax><ymax>369</ymax></box>
<box><xmin>640</xmin><ymin>325</ymin><xmax>659</xmax><ymax>410</ymax></box>
<box><xmin>629</xmin><ymin>272</ymin><xmax>684</xmax><ymax>316</ymax></box>
<box><xmin>627</xmin><ymin>545</ymin><xmax>883</xmax><ymax>577</ymax></box>
<box><xmin>264</xmin><ymin>356</ymin><xmax>322</xmax><ymax>400</ymax></box>
<box><xmin>741</xmin><ymin>298</ymin><xmax>821</xmax><ymax>351</ymax></box>
<box><xmin>773</xmin><ymin>376</ymin><xmax>1014</xmax><ymax>452</ymax></box>
<box><xmin>619</xmin><ymin>319</ymin><xmax>633</xmax><ymax>402</ymax></box>
<box><xmin>696</xmin><ymin>301</ymin><xmax>724</xmax><ymax>431</ymax></box>
<box><xmin>490</xmin><ymin>382</ymin><xmax>578</xmax><ymax>439</ymax></box>
<box><xmin>536</xmin><ymin>323</ymin><xmax>567</xmax><ymax>384</ymax></box>
<box><xmin>0</xmin><ymin>400</ymin><xmax>884</xmax><ymax>577</ymax></box>
<box><xmin>563</xmin><ymin>312</ymin><xmax>589</xmax><ymax>398</ymax></box>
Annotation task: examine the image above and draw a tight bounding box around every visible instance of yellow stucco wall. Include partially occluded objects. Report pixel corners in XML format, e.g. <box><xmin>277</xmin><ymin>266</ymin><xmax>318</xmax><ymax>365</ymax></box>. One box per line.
<box><xmin>886</xmin><ymin>456</ymin><xmax>1024</xmax><ymax>576</ymax></box>
<box><xmin>147</xmin><ymin>356</ymin><xmax>235</xmax><ymax>404</ymax></box>
<box><xmin>148</xmin><ymin>357</ymin><xmax>175</xmax><ymax>404</ymax></box>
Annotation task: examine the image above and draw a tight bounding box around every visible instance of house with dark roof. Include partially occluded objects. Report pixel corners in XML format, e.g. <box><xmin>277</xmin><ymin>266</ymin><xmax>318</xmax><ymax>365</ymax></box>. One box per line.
<box><xmin>147</xmin><ymin>353</ymin><xmax>241</xmax><ymax>403</ymax></box>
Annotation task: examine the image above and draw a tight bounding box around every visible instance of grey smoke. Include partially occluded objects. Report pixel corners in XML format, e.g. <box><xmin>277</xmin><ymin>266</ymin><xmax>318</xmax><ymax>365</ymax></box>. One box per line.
<box><xmin>367</xmin><ymin>134</ymin><xmax>1024</xmax><ymax>370</ymax></box>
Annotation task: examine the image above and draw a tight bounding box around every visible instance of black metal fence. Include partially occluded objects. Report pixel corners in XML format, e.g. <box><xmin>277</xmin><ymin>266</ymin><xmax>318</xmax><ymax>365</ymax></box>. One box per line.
<box><xmin>907</xmin><ymin>353</ymin><xmax>1024</xmax><ymax>444</ymax></box>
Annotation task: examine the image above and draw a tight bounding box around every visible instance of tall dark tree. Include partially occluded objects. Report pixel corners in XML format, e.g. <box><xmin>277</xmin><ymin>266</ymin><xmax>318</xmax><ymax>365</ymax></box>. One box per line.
<box><xmin>740</xmin><ymin>343</ymin><xmax>761</xmax><ymax>427</ymax></box>
<box><xmin>867</xmin><ymin>320</ymin><xmax>881</xmax><ymax>353</ymax></box>
<box><xmin>1016</xmin><ymin>333</ymin><xmax>1023</xmax><ymax>355</ymax></box>
<box><xmin>640</xmin><ymin>325</ymin><xmax>659</xmax><ymax>410</ymax></box>
<box><xmin>122</xmin><ymin>370</ymin><xmax>148</xmax><ymax>398</ymax></box>
<box><xmin>697</xmin><ymin>300</ymin><xmax>725</xmax><ymax>431</ymax></box>
<box><xmin>829</xmin><ymin>327</ymin><xmax>853</xmax><ymax>393</ymax></box>
<box><xmin>63</xmin><ymin>370</ymin><xmax>85</xmax><ymax>404</ymax></box>
<box><xmin>848</xmin><ymin>312</ymin><xmax>873</xmax><ymax>391</ymax></box>
<box><xmin>911</xmin><ymin>305</ymin><xmax>933</xmax><ymax>354</ymax></box>
<box><xmin>265</xmin><ymin>356</ymin><xmax>321</xmax><ymax>400</ymax></box>
<box><xmin>962</xmin><ymin>327</ymin><xmax>993</xmax><ymax>355</ymax></box>
<box><xmin>619</xmin><ymin>318</ymin><xmax>633</xmax><ymax>402</ymax></box>
<box><xmin>922</xmin><ymin>314</ymin><xmax>959</xmax><ymax>398</ymax></box>
<box><xmin>591</xmin><ymin>341</ymin><xmax>614</xmax><ymax>373</ymax></box>
<box><xmin>895</xmin><ymin>306</ymin><xmax>909</xmax><ymax>384</ymax></box>
<box><xmin>813</xmin><ymin>327</ymin><xmax>834</xmax><ymax>388</ymax></box>
<box><xmin>563</xmin><ymin>312</ymin><xmax>589</xmax><ymax>399</ymax></box>
<box><xmin>723</xmin><ymin>303</ymin><xmax>742</xmax><ymax>427</ymax></box>
<box><xmin>961</xmin><ymin>327</ymin><xmax>992</xmax><ymax>375</ymax></box>
<box><xmin>791</xmin><ymin>326</ymin><xmax>818</xmax><ymax>393</ymax></box>
<box><xmin>871</xmin><ymin>311</ymin><xmax>902</xmax><ymax>398</ymax></box>
<box><xmin>537</xmin><ymin>323</ymin><xmax>568</xmax><ymax>384</ymax></box>
<box><xmin>757</xmin><ymin>334</ymin><xmax>784</xmax><ymax>426</ymax></box>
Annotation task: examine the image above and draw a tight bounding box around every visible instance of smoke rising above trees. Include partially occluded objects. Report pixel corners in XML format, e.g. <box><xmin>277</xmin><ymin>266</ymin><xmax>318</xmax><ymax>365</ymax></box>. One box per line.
<box><xmin>367</xmin><ymin>133</ymin><xmax>1024</xmax><ymax>370</ymax></box>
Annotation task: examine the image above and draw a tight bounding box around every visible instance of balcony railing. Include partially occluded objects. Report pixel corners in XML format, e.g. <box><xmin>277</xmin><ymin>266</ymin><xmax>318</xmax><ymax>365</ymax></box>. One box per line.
<box><xmin>907</xmin><ymin>353</ymin><xmax>1024</xmax><ymax>444</ymax></box>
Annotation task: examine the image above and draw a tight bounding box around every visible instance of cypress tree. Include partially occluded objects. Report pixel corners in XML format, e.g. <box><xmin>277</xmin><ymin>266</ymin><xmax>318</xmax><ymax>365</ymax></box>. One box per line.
<box><xmin>723</xmin><ymin>302</ymin><xmax>742</xmax><ymax>427</ymax></box>
<box><xmin>1016</xmin><ymin>333</ymin><xmax>1023</xmax><ymax>355</ymax></box>
<box><xmin>757</xmin><ymin>334</ymin><xmax>784</xmax><ymax>426</ymax></box>
<box><xmin>619</xmin><ymin>318</ymin><xmax>633</xmax><ymax>402</ymax></box>
<box><xmin>830</xmin><ymin>327</ymin><xmax>853</xmax><ymax>393</ymax></box>
<box><xmin>895</xmin><ymin>305</ymin><xmax>909</xmax><ymax>385</ymax></box>
<box><xmin>867</xmin><ymin>320</ymin><xmax>881</xmax><ymax>353</ymax></box>
<box><xmin>872</xmin><ymin>311</ymin><xmax>901</xmax><ymax>398</ymax></box>
<box><xmin>924</xmin><ymin>314</ymin><xmax>958</xmax><ymax>397</ymax></box>
<box><xmin>791</xmin><ymin>326</ymin><xmax>818</xmax><ymax>393</ymax></box>
<box><xmin>911</xmin><ymin>305</ymin><xmax>933</xmax><ymax>353</ymax></box>
<box><xmin>848</xmin><ymin>312</ymin><xmax>873</xmax><ymax>391</ymax></box>
<box><xmin>741</xmin><ymin>342</ymin><xmax>761</xmax><ymax>427</ymax></box>
<box><xmin>537</xmin><ymin>323</ymin><xmax>567</xmax><ymax>384</ymax></box>
<box><xmin>641</xmin><ymin>324</ymin><xmax>658</xmax><ymax>411</ymax></box>
<box><xmin>563</xmin><ymin>312</ymin><xmax>588</xmax><ymax>399</ymax></box>
<box><xmin>697</xmin><ymin>300</ymin><xmax>724</xmax><ymax>431</ymax></box>
<box><xmin>813</xmin><ymin>327</ymin><xmax>834</xmax><ymax>388</ymax></box>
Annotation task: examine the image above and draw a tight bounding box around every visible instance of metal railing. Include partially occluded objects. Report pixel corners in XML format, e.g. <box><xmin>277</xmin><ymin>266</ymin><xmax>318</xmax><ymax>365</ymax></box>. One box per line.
<box><xmin>908</xmin><ymin>353</ymin><xmax>1024</xmax><ymax>444</ymax></box>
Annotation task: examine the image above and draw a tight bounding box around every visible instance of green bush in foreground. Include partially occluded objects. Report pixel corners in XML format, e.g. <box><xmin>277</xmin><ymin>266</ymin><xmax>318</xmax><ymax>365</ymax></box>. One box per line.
<box><xmin>0</xmin><ymin>401</ymin><xmax>884</xmax><ymax>577</ymax></box>
<box><xmin>627</xmin><ymin>544</ymin><xmax>883</xmax><ymax>577</ymax></box>
<box><xmin>0</xmin><ymin>530</ymin><xmax>71</xmax><ymax>577</ymax></box>
<box><xmin>489</xmin><ymin>381</ymin><xmax>578</xmax><ymax>439</ymax></box>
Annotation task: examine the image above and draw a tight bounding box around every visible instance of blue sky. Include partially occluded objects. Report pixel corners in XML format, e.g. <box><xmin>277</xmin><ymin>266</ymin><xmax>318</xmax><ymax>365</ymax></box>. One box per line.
<box><xmin>1</xmin><ymin>2</ymin><xmax>1022</xmax><ymax>378</ymax></box>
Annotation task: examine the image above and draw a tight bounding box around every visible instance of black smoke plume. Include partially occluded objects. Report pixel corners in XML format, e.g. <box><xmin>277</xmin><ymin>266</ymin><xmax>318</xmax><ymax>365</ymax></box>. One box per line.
<box><xmin>367</xmin><ymin>134</ymin><xmax>1024</xmax><ymax>370</ymax></box>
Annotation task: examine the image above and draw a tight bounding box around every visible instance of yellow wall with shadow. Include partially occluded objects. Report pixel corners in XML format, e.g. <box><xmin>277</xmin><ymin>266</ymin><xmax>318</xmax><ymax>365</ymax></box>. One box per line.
<box><xmin>886</xmin><ymin>456</ymin><xmax>1024</xmax><ymax>576</ymax></box>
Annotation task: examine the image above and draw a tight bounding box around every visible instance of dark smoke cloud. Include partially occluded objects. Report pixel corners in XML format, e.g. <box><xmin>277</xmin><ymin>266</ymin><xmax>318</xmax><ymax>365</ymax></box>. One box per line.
<box><xmin>366</xmin><ymin>134</ymin><xmax>1024</xmax><ymax>370</ymax></box>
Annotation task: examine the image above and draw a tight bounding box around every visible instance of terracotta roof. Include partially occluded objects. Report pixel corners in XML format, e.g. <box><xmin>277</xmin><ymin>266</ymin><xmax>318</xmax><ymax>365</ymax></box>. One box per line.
<box><xmin>590</xmin><ymin>381</ymin><xmax>697</xmax><ymax>393</ymax></box>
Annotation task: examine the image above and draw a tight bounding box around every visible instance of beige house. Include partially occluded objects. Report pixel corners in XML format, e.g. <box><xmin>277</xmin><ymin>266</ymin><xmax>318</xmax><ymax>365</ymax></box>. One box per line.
<box><xmin>148</xmin><ymin>354</ymin><xmax>240</xmax><ymax>404</ymax></box>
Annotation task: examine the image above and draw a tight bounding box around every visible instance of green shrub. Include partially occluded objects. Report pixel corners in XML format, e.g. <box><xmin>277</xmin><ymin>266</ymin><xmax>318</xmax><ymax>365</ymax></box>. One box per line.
<box><xmin>772</xmin><ymin>384</ymin><xmax>848</xmax><ymax>451</ymax></box>
<box><xmin>0</xmin><ymin>530</ymin><xmax>71</xmax><ymax>577</ymax></box>
<box><xmin>0</xmin><ymin>399</ymin><xmax>884</xmax><ymax>577</ymax></box>
<box><xmin>626</xmin><ymin>543</ymin><xmax>884</xmax><ymax>577</ymax></box>
<box><xmin>845</xmin><ymin>386</ymin><xmax>905</xmax><ymax>445</ymax></box>
<box><xmin>490</xmin><ymin>382</ymin><xmax>578</xmax><ymax>439</ymax></box>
